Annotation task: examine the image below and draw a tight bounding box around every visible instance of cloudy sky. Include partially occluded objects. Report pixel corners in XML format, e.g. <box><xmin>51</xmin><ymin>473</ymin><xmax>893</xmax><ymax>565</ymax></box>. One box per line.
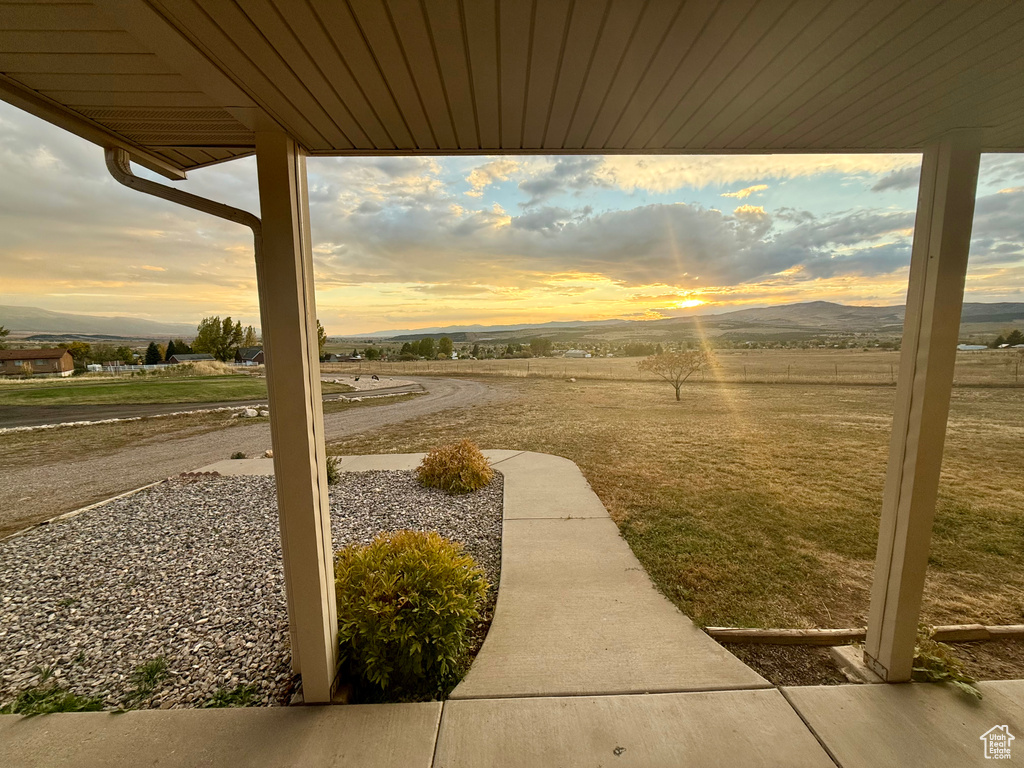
<box><xmin>1</xmin><ymin>101</ymin><xmax>1023</xmax><ymax>335</ymax></box>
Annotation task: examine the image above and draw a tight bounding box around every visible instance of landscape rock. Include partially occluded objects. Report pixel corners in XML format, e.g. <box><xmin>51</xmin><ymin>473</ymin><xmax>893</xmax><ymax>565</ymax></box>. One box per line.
<box><xmin>0</xmin><ymin>471</ymin><xmax>502</xmax><ymax>710</ymax></box>
<box><xmin>242</xmin><ymin>408</ymin><xmax>258</xmax><ymax>418</ymax></box>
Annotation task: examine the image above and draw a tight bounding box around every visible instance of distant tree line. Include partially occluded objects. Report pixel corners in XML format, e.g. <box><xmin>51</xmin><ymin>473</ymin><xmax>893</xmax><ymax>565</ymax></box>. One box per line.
<box><xmin>615</xmin><ymin>342</ymin><xmax>663</xmax><ymax>357</ymax></box>
<box><xmin>58</xmin><ymin>341</ymin><xmax>137</xmax><ymax>369</ymax></box>
<box><xmin>991</xmin><ymin>329</ymin><xmax>1024</xmax><ymax>348</ymax></box>
<box><xmin>399</xmin><ymin>338</ymin><xmax>440</xmax><ymax>359</ymax></box>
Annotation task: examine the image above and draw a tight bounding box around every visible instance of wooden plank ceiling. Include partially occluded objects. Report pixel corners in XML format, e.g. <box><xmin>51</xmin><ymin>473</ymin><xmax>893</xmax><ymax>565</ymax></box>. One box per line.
<box><xmin>1</xmin><ymin>0</ymin><xmax>1022</xmax><ymax>174</ymax></box>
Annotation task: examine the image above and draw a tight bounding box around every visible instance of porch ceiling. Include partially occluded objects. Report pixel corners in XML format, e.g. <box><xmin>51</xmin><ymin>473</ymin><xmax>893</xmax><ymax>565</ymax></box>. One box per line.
<box><xmin>1</xmin><ymin>0</ymin><xmax>1023</xmax><ymax>176</ymax></box>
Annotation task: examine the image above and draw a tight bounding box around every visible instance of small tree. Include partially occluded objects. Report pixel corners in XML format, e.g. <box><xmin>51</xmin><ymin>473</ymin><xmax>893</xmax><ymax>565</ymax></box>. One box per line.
<box><xmin>471</xmin><ymin>343</ymin><xmax>480</xmax><ymax>358</ymax></box>
<box><xmin>991</xmin><ymin>334</ymin><xmax>1007</xmax><ymax>349</ymax></box>
<box><xmin>144</xmin><ymin>342</ymin><xmax>162</xmax><ymax>365</ymax></box>
<box><xmin>165</xmin><ymin>339</ymin><xmax>177</xmax><ymax>361</ymax></box>
<box><xmin>438</xmin><ymin>337</ymin><xmax>454</xmax><ymax>358</ymax></box>
<box><xmin>1007</xmin><ymin>329</ymin><xmax>1024</xmax><ymax>346</ymax></box>
<box><xmin>530</xmin><ymin>338</ymin><xmax>553</xmax><ymax>357</ymax></box>
<box><xmin>193</xmin><ymin>316</ymin><xmax>243</xmax><ymax>361</ymax></box>
<box><xmin>241</xmin><ymin>325</ymin><xmax>259</xmax><ymax>348</ymax></box>
<box><xmin>0</xmin><ymin>325</ymin><xmax>9</xmax><ymax>350</ymax></box>
<box><xmin>418</xmin><ymin>337</ymin><xmax>436</xmax><ymax>358</ymax></box>
<box><xmin>20</xmin><ymin>361</ymin><xmax>33</xmax><ymax>377</ymax></box>
<box><xmin>637</xmin><ymin>349</ymin><xmax>710</xmax><ymax>401</ymax></box>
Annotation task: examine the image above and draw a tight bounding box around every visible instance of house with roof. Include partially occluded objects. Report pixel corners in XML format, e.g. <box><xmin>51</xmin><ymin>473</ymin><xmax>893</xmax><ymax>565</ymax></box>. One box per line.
<box><xmin>167</xmin><ymin>353</ymin><xmax>216</xmax><ymax>365</ymax></box>
<box><xmin>0</xmin><ymin>348</ymin><xmax>74</xmax><ymax>377</ymax></box>
<box><xmin>235</xmin><ymin>347</ymin><xmax>265</xmax><ymax>365</ymax></box>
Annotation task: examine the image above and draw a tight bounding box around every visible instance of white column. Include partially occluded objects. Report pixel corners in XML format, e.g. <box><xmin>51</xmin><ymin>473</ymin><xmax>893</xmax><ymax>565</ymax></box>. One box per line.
<box><xmin>864</xmin><ymin>133</ymin><xmax>981</xmax><ymax>682</ymax></box>
<box><xmin>254</xmin><ymin>131</ymin><xmax>337</xmax><ymax>703</ymax></box>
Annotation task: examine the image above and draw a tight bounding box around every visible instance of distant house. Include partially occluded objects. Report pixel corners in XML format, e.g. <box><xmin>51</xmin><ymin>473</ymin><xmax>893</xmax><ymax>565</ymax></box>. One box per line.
<box><xmin>167</xmin><ymin>353</ymin><xmax>216</xmax><ymax>364</ymax></box>
<box><xmin>0</xmin><ymin>348</ymin><xmax>74</xmax><ymax>377</ymax></box>
<box><xmin>235</xmin><ymin>347</ymin><xmax>265</xmax><ymax>365</ymax></box>
<box><xmin>564</xmin><ymin>349</ymin><xmax>591</xmax><ymax>358</ymax></box>
<box><xmin>957</xmin><ymin>344</ymin><xmax>988</xmax><ymax>351</ymax></box>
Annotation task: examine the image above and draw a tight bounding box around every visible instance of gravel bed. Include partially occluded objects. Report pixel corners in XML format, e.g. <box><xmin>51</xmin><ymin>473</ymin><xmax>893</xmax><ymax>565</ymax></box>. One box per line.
<box><xmin>0</xmin><ymin>470</ymin><xmax>503</xmax><ymax>710</ymax></box>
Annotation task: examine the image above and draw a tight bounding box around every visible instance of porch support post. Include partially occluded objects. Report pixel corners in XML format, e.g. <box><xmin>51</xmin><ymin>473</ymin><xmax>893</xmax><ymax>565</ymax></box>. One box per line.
<box><xmin>254</xmin><ymin>131</ymin><xmax>337</xmax><ymax>703</ymax></box>
<box><xmin>864</xmin><ymin>132</ymin><xmax>981</xmax><ymax>682</ymax></box>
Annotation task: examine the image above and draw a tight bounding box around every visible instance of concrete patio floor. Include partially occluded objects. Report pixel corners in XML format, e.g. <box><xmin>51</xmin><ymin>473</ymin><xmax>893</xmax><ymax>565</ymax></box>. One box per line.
<box><xmin>3</xmin><ymin>451</ymin><xmax>1022</xmax><ymax>766</ymax></box>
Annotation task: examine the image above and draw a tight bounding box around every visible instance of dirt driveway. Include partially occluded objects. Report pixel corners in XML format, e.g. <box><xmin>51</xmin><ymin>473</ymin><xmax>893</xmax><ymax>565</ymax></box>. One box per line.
<box><xmin>1</xmin><ymin>377</ymin><xmax>499</xmax><ymax>537</ymax></box>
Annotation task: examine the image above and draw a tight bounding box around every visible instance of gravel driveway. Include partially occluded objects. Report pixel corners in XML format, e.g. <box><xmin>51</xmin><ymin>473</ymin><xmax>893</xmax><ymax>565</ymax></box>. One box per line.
<box><xmin>0</xmin><ymin>470</ymin><xmax>502</xmax><ymax>710</ymax></box>
<box><xmin>2</xmin><ymin>376</ymin><xmax>502</xmax><ymax>536</ymax></box>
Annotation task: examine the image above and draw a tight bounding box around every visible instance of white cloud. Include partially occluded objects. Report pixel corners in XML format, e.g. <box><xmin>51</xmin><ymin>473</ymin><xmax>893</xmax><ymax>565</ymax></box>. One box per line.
<box><xmin>465</xmin><ymin>158</ymin><xmax>519</xmax><ymax>197</ymax></box>
<box><xmin>2</xmin><ymin>97</ymin><xmax>1023</xmax><ymax>333</ymax></box>
<box><xmin>595</xmin><ymin>154</ymin><xmax>922</xmax><ymax>193</ymax></box>
<box><xmin>722</xmin><ymin>184</ymin><xmax>769</xmax><ymax>199</ymax></box>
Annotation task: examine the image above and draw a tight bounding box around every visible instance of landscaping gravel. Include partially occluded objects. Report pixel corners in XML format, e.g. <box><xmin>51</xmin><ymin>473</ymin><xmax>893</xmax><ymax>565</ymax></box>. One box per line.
<box><xmin>0</xmin><ymin>470</ymin><xmax>503</xmax><ymax>710</ymax></box>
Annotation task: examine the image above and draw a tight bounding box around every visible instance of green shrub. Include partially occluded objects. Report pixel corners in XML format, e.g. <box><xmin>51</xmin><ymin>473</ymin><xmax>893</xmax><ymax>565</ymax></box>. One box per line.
<box><xmin>1</xmin><ymin>685</ymin><xmax>104</xmax><ymax>714</ymax></box>
<box><xmin>334</xmin><ymin>530</ymin><xmax>489</xmax><ymax>701</ymax></box>
<box><xmin>417</xmin><ymin>440</ymin><xmax>493</xmax><ymax>494</ymax></box>
<box><xmin>203</xmin><ymin>684</ymin><xmax>258</xmax><ymax>708</ymax></box>
<box><xmin>123</xmin><ymin>657</ymin><xmax>168</xmax><ymax>707</ymax></box>
<box><xmin>326</xmin><ymin>455</ymin><xmax>342</xmax><ymax>485</ymax></box>
<box><xmin>231</xmin><ymin>451</ymin><xmax>246</xmax><ymax>460</ymax></box>
<box><xmin>0</xmin><ymin>668</ymin><xmax>103</xmax><ymax>714</ymax></box>
<box><xmin>913</xmin><ymin>626</ymin><xmax>981</xmax><ymax>698</ymax></box>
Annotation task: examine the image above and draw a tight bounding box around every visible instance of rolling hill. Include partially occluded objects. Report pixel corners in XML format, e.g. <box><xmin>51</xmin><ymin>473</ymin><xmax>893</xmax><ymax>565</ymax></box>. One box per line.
<box><xmin>344</xmin><ymin>301</ymin><xmax>1024</xmax><ymax>344</ymax></box>
<box><xmin>0</xmin><ymin>305</ymin><xmax>196</xmax><ymax>338</ymax></box>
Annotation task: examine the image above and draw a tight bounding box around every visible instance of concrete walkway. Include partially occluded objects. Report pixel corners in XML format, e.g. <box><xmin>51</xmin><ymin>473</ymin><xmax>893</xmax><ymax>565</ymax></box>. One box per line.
<box><xmin>452</xmin><ymin>450</ymin><xmax>769</xmax><ymax>698</ymax></box>
<box><xmin>3</xmin><ymin>451</ymin><xmax>1023</xmax><ymax>766</ymax></box>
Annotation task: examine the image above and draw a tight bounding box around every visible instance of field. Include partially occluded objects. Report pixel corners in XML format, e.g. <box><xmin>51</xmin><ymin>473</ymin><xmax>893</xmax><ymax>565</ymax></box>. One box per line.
<box><xmin>325</xmin><ymin>374</ymin><xmax>1024</xmax><ymax>631</ymax></box>
<box><xmin>0</xmin><ymin>374</ymin><xmax>353</xmax><ymax>407</ymax></box>
<box><xmin>8</xmin><ymin>347</ymin><xmax>1024</xmax><ymax>633</ymax></box>
<box><xmin>335</xmin><ymin>347</ymin><xmax>1024</xmax><ymax>387</ymax></box>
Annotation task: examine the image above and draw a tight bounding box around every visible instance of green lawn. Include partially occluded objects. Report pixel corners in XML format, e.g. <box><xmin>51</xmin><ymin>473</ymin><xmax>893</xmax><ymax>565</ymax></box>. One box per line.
<box><xmin>0</xmin><ymin>375</ymin><xmax>352</xmax><ymax>406</ymax></box>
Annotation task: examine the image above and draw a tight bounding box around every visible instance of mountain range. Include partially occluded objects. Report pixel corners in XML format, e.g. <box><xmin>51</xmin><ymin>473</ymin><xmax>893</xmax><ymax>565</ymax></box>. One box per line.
<box><xmin>350</xmin><ymin>301</ymin><xmax>1024</xmax><ymax>343</ymax></box>
<box><xmin>0</xmin><ymin>305</ymin><xmax>196</xmax><ymax>338</ymax></box>
<box><xmin>3</xmin><ymin>301</ymin><xmax>1022</xmax><ymax>344</ymax></box>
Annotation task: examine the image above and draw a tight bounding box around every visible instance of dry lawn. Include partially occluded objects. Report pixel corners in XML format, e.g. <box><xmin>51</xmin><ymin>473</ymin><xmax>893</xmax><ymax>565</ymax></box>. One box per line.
<box><xmin>327</xmin><ymin>377</ymin><xmax>1024</xmax><ymax>630</ymax></box>
<box><xmin>345</xmin><ymin>347</ymin><xmax>1024</xmax><ymax>387</ymax></box>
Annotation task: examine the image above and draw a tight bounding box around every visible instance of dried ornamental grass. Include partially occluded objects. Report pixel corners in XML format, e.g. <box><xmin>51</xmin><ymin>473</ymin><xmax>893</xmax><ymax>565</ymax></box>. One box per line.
<box><xmin>417</xmin><ymin>440</ymin><xmax>494</xmax><ymax>494</ymax></box>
